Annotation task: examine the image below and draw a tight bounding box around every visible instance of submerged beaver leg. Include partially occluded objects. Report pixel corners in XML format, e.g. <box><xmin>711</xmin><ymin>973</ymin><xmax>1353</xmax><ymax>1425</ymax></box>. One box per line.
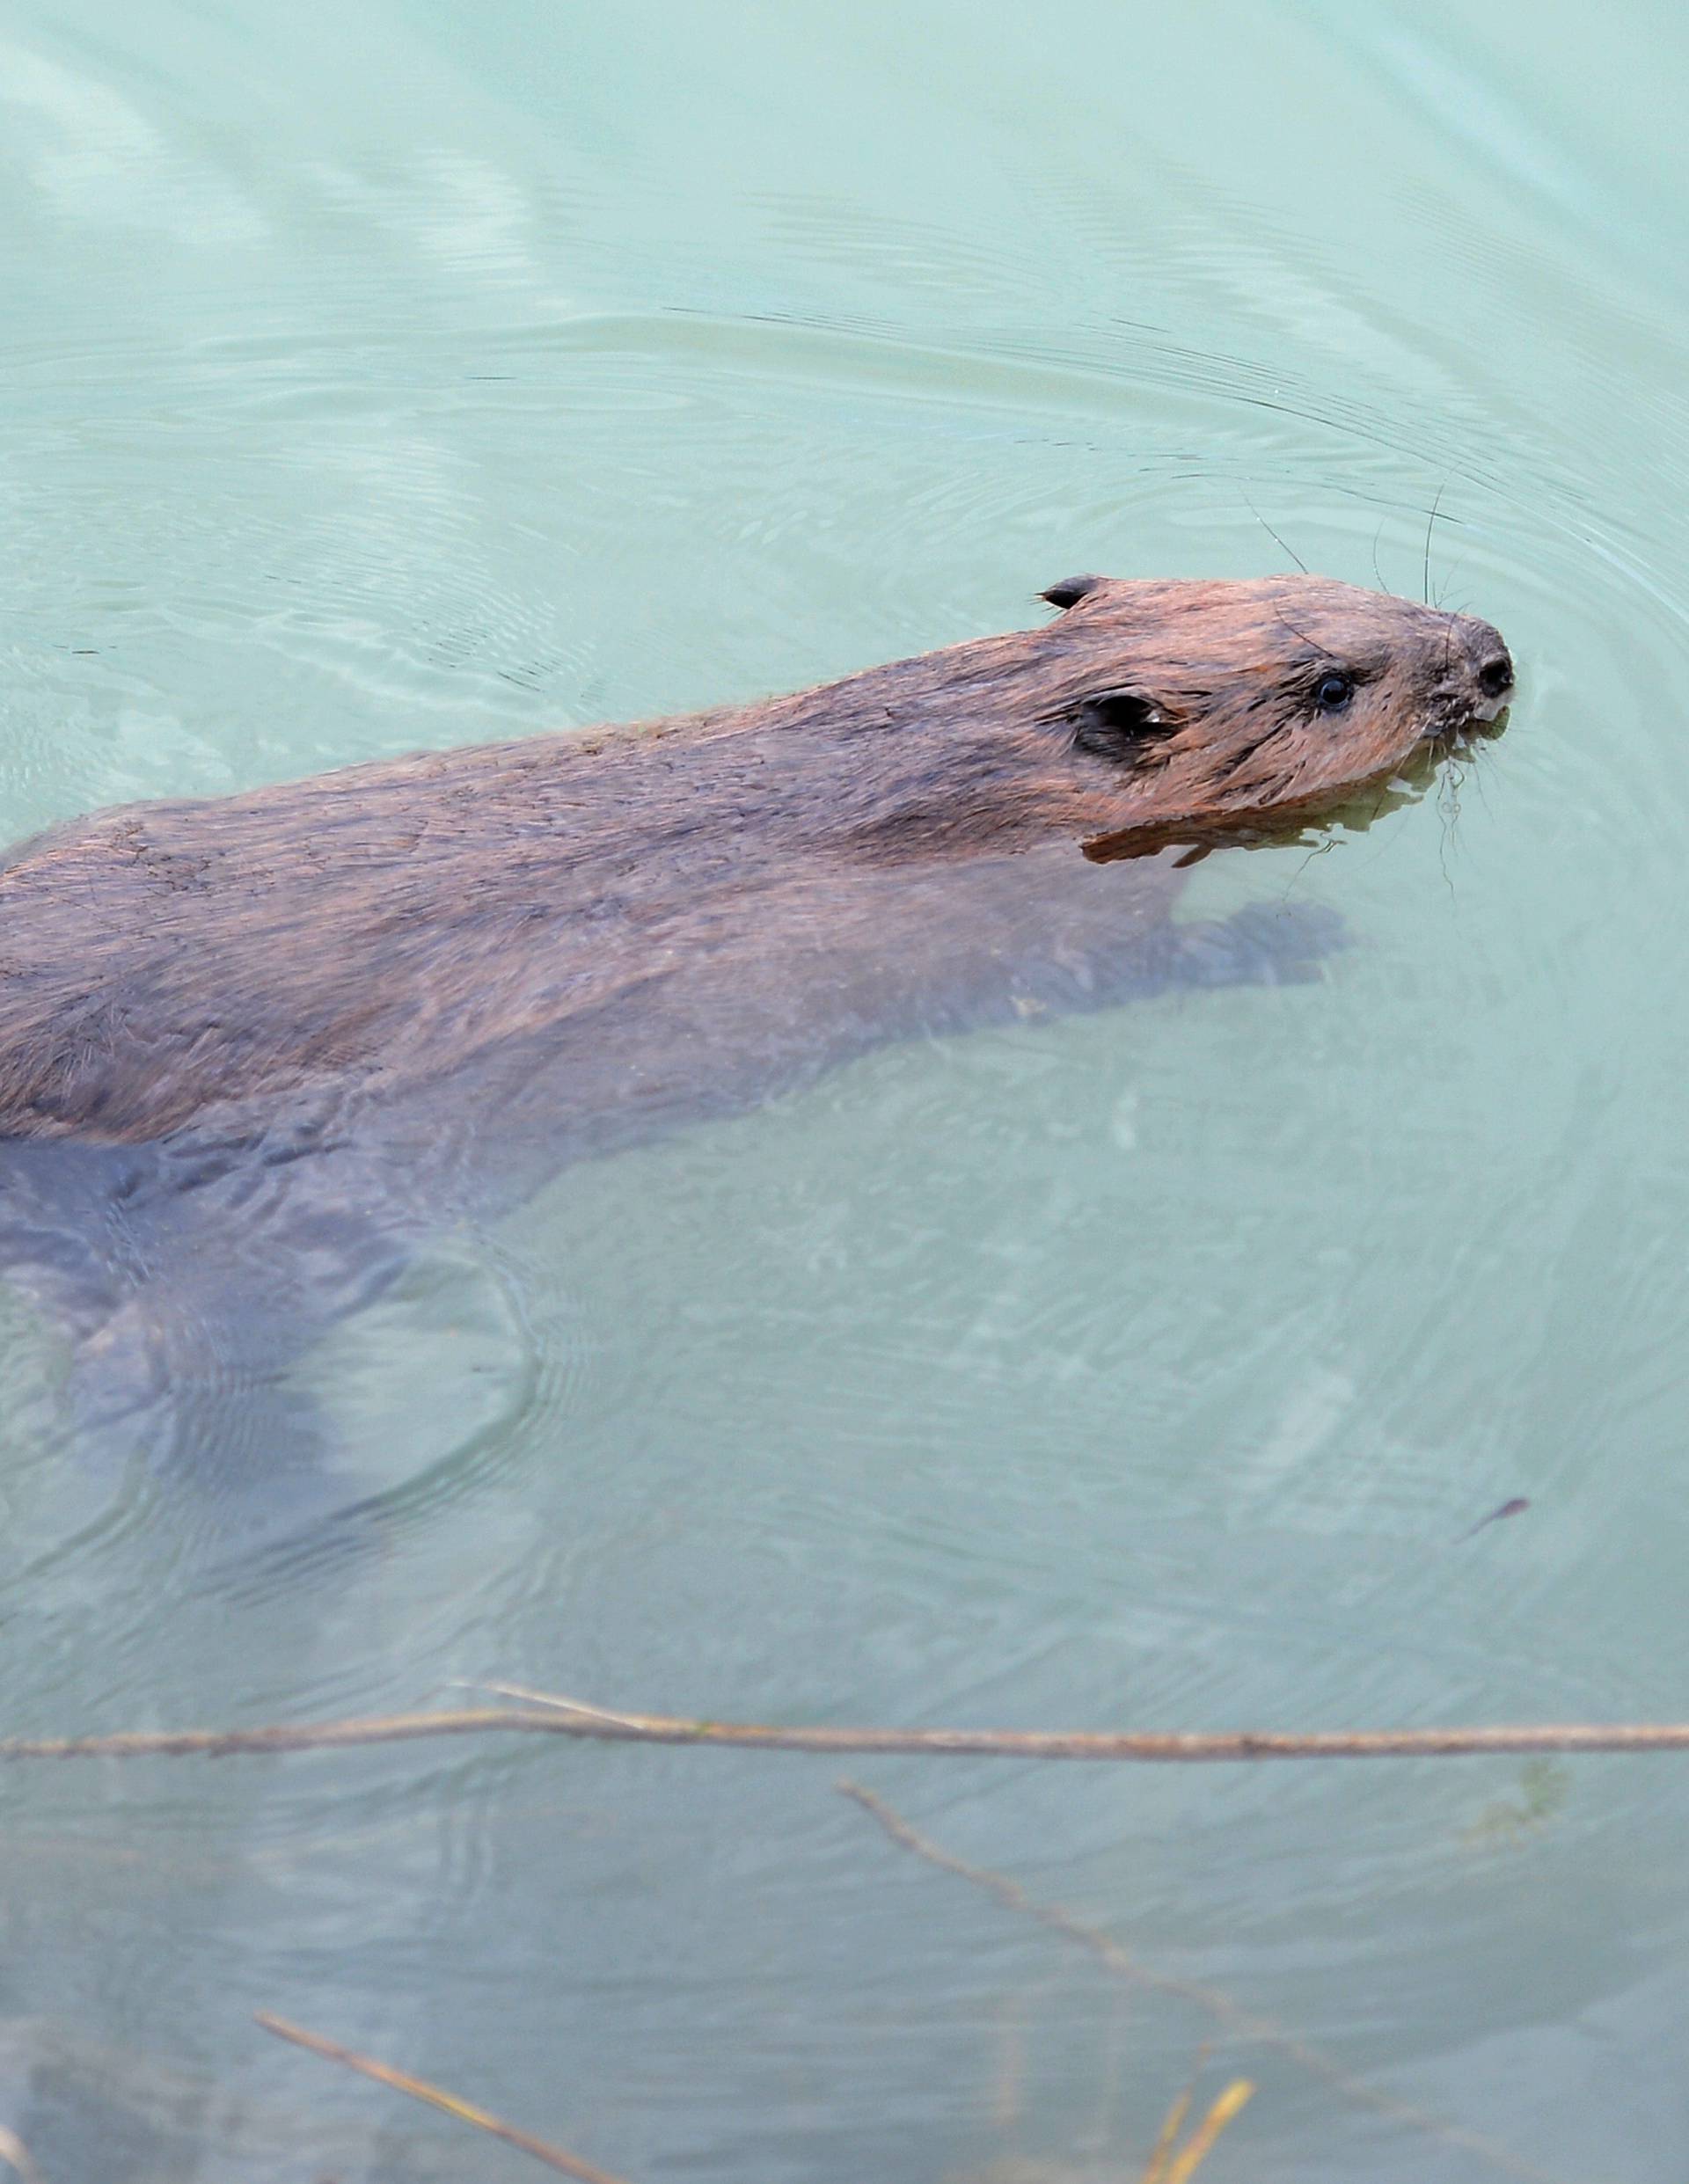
<box><xmin>61</xmin><ymin>1292</ymin><xmax>340</xmax><ymax>1531</ymax></box>
<box><xmin>975</xmin><ymin>894</ymin><xmax>1349</xmax><ymax>1018</ymax></box>
<box><xmin>0</xmin><ymin>1134</ymin><xmax>422</xmax><ymax>1542</ymax></box>
<box><xmin>1152</xmin><ymin>897</ymin><xmax>1349</xmax><ymax>992</ymax></box>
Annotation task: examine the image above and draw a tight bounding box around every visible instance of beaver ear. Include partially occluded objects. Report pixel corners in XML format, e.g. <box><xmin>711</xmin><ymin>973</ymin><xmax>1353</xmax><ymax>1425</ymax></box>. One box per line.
<box><xmin>1040</xmin><ymin>573</ymin><xmax>1109</xmax><ymax>611</ymax></box>
<box><xmin>1070</xmin><ymin>685</ymin><xmax>1175</xmax><ymax>761</ymax></box>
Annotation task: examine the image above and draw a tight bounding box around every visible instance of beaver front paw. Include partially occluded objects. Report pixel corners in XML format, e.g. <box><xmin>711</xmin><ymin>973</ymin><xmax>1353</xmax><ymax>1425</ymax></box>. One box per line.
<box><xmin>1167</xmin><ymin>899</ymin><xmax>1350</xmax><ymax>990</ymax></box>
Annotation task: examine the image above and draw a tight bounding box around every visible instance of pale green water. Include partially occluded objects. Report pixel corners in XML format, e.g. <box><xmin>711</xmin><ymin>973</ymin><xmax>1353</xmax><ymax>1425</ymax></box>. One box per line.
<box><xmin>0</xmin><ymin>3</ymin><xmax>1686</xmax><ymax>2178</ymax></box>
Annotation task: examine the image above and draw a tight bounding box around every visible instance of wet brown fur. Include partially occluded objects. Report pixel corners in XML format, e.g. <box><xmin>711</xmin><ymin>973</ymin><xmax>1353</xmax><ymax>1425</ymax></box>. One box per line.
<box><xmin>0</xmin><ymin>574</ymin><xmax>1510</xmax><ymax>1150</ymax></box>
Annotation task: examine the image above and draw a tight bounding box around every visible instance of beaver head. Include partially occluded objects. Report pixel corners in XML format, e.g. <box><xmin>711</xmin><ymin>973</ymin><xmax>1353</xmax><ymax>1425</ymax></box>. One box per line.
<box><xmin>1031</xmin><ymin>573</ymin><xmax>1512</xmax><ymax>854</ymax></box>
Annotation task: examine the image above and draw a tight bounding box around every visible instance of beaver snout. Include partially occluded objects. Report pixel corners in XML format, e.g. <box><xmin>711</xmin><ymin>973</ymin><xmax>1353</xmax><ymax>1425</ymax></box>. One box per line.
<box><xmin>1453</xmin><ymin>614</ymin><xmax>1514</xmax><ymax>723</ymax></box>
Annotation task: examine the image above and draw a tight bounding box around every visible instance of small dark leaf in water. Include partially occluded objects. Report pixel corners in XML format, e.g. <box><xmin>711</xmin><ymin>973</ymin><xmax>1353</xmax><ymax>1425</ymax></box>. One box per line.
<box><xmin>1456</xmin><ymin>1496</ymin><xmax>1530</xmax><ymax>1543</ymax></box>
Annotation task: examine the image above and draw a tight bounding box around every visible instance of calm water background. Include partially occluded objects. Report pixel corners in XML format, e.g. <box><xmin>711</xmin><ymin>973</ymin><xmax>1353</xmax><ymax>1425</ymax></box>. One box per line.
<box><xmin>0</xmin><ymin>3</ymin><xmax>1685</xmax><ymax>2178</ymax></box>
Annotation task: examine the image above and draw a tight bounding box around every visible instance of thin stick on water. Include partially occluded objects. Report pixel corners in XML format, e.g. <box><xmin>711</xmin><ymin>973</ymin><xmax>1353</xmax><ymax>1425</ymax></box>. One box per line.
<box><xmin>838</xmin><ymin>1781</ymin><xmax>1590</xmax><ymax>2184</ymax></box>
<box><xmin>254</xmin><ymin>2013</ymin><xmax>630</xmax><ymax>2184</ymax></box>
<box><xmin>471</xmin><ymin>1680</ymin><xmax>654</xmax><ymax>1729</ymax></box>
<box><xmin>5</xmin><ymin>1700</ymin><xmax>1689</xmax><ymax>1764</ymax></box>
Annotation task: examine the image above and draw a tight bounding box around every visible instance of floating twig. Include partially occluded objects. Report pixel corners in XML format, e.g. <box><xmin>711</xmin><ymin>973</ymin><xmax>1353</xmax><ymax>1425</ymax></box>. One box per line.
<box><xmin>254</xmin><ymin>2012</ymin><xmax>629</xmax><ymax>2184</ymax></box>
<box><xmin>470</xmin><ymin>1680</ymin><xmax>655</xmax><ymax>1729</ymax></box>
<box><xmin>839</xmin><ymin>1781</ymin><xmax>1590</xmax><ymax>2184</ymax></box>
<box><xmin>1456</xmin><ymin>1497</ymin><xmax>1531</xmax><ymax>1544</ymax></box>
<box><xmin>3</xmin><ymin>1696</ymin><xmax>1689</xmax><ymax>1764</ymax></box>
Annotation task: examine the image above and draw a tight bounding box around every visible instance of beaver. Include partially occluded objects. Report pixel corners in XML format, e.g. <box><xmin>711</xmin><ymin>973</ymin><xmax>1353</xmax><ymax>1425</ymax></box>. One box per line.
<box><xmin>0</xmin><ymin>573</ymin><xmax>1510</xmax><ymax>1478</ymax></box>
<box><xmin>0</xmin><ymin>573</ymin><xmax>1510</xmax><ymax>1152</ymax></box>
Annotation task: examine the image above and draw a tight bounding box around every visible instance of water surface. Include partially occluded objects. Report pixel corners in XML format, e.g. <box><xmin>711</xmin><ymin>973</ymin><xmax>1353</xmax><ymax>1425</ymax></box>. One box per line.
<box><xmin>2</xmin><ymin>3</ymin><xmax>1687</xmax><ymax>2178</ymax></box>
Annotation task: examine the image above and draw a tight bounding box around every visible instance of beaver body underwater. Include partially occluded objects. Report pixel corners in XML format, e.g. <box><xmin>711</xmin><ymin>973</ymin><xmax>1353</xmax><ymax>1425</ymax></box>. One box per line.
<box><xmin>0</xmin><ymin>573</ymin><xmax>1510</xmax><ymax>1476</ymax></box>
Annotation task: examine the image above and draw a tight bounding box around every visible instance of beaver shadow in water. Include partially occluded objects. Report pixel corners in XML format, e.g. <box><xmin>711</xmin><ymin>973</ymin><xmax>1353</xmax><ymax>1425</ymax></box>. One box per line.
<box><xmin>0</xmin><ymin>574</ymin><xmax>1512</xmax><ymax>1546</ymax></box>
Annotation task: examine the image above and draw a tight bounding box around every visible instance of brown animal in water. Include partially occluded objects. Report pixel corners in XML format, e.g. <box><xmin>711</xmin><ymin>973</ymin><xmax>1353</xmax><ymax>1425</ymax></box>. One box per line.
<box><xmin>0</xmin><ymin>573</ymin><xmax>1510</xmax><ymax>1151</ymax></box>
<box><xmin>0</xmin><ymin>573</ymin><xmax>1510</xmax><ymax>1493</ymax></box>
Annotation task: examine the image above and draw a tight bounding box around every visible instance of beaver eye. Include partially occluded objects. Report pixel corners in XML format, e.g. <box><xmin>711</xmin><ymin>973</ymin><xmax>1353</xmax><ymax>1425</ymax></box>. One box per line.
<box><xmin>1312</xmin><ymin>671</ymin><xmax>1354</xmax><ymax>713</ymax></box>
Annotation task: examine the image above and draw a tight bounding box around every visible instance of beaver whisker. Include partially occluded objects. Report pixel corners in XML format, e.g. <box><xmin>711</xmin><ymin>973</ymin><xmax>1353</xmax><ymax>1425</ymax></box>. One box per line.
<box><xmin>1270</xmin><ymin>607</ymin><xmax>1343</xmax><ymax>666</ymax></box>
<box><xmin>1240</xmin><ymin>491</ymin><xmax>1310</xmax><ymax>576</ymax></box>
<box><xmin>1435</xmin><ymin>757</ymin><xmax>1470</xmax><ymax>870</ymax></box>
<box><xmin>1422</xmin><ymin>480</ymin><xmax>1446</xmax><ymax>606</ymax></box>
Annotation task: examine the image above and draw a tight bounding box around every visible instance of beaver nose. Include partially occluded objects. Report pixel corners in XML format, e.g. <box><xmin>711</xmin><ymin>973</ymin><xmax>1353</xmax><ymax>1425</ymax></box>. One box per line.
<box><xmin>1455</xmin><ymin>617</ymin><xmax>1513</xmax><ymax>718</ymax></box>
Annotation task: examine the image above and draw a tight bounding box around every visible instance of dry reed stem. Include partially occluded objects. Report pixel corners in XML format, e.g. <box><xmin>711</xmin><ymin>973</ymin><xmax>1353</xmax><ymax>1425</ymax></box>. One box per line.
<box><xmin>255</xmin><ymin>2013</ymin><xmax>629</xmax><ymax>2184</ymax></box>
<box><xmin>0</xmin><ymin>2128</ymin><xmax>41</xmax><ymax>2184</ymax></box>
<box><xmin>4</xmin><ymin>1695</ymin><xmax>1689</xmax><ymax>1763</ymax></box>
<box><xmin>1152</xmin><ymin>2079</ymin><xmax>1254</xmax><ymax>2184</ymax></box>
<box><xmin>1138</xmin><ymin>2067</ymin><xmax>1198</xmax><ymax>2184</ymax></box>
<box><xmin>839</xmin><ymin>1782</ymin><xmax>1597</xmax><ymax>2184</ymax></box>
